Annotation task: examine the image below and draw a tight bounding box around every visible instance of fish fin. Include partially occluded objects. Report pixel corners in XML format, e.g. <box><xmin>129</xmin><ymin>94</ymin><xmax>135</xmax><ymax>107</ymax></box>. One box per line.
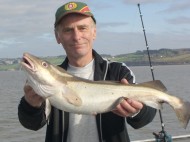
<box><xmin>63</xmin><ymin>89</ymin><xmax>82</xmax><ymax>106</ymax></box>
<box><xmin>174</xmin><ymin>101</ymin><xmax>190</xmax><ymax>129</ymax></box>
<box><xmin>137</xmin><ymin>80</ymin><xmax>167</xmax><ymax>92</ymax></box>
<box><xmin>143</xmin><ymin>100</ymin><xmax>163</xmax><ymax>110</ymax></box>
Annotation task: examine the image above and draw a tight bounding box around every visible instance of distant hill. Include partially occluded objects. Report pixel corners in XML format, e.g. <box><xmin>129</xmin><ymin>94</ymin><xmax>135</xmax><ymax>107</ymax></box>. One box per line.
<box><xmin>0</xmin><ymin>48</ymin><xmax>190</xmax><ymax>71</ymax></box>
<box><xmin>109</xmin><ymin>48</ymin><xmax>190</xmax><ymax>66</ymax></box>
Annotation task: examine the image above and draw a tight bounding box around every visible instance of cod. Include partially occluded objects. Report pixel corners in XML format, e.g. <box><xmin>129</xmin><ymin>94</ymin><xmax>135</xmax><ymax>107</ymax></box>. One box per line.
<box><xmin>21</xmin><ymin>53</ymin><xmax>190</xmax><ymax>129</ymax></box>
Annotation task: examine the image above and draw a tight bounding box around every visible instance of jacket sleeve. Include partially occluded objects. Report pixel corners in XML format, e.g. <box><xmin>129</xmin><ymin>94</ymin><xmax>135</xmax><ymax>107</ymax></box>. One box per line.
<box><xmin>18</xmin><ymin>97</ymin><xmax>47</xmax><ymax>131</ymax></box>
<box><xmin>127</xmin><ymin>105</ymin><xmax>156</xmax><ymax>129</ymax></box>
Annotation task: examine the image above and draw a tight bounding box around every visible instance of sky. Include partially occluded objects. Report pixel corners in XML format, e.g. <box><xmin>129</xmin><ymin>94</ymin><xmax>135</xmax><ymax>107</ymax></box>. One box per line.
<box><xmin>0</xmin><ymin>0</ymin><xmax>190</xmax><ymax>58</ymax></box>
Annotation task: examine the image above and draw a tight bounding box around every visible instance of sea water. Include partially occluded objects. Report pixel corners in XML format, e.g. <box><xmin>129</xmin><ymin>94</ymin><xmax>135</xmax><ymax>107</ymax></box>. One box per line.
<box><xmin>0</xmin><ymin>65</ymin><xmax>190</xmax><ymax>142</ymax></box>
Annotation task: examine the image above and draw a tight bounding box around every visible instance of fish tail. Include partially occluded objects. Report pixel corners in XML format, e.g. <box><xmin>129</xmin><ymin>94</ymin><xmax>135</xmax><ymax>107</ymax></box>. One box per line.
<box><xmin>174</xmin><ymin>101</ymin><xmax>190</xmax><ymax>129</ymax></box>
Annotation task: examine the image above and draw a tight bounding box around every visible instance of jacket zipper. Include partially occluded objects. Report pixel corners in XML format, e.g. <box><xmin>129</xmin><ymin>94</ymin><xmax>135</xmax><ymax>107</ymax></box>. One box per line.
<box><xmin>99</xmin><ymin>59</ymin><xmax>109</xmax><ymax>142</ymax></box>
<box><xmin>99</xmin><ymin>114</ymin><xmax>103</xmax><ymax>142</ymax></box>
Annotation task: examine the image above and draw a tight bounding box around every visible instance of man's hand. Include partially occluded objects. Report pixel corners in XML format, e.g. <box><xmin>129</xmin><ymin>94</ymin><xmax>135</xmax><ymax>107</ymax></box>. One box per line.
<box><xmin>112</xmin><ymin>78</ymin><xmax>143</xmax><ymax>117</ymax></box>
<box><xmin>24</xmin><ymin>83</ymin><xmax>44</xmax><ymax>108</ymax></box>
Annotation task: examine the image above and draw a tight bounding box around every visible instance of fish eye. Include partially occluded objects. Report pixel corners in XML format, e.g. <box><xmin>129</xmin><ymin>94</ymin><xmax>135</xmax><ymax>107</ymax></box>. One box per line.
<box><xmin>42</xmin><ymin>62</ymin><xmax>48</xmax><ymax>67</ymax></box>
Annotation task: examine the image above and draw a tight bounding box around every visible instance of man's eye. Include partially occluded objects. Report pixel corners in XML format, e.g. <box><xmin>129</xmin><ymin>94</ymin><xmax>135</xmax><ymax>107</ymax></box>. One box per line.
<box><xmin>79</xmin><ymin>27</ymin><xmax>87</xmax><ymax>31</ymax></box>
<box><xmin>63</xmin><ymin>28</ymin><xmax>72</xmax><ymax>32</ymax></box>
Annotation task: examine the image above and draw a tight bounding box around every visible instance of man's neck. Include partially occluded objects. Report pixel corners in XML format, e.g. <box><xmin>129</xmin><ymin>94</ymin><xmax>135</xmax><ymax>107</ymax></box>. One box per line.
<box><xmin>68</xmin><ymin>53</ymin><xmax>94</xmax><ymax>67</ymax></box>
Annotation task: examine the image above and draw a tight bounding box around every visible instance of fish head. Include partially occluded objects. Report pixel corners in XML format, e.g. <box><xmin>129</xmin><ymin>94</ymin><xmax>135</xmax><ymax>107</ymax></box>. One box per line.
<box><xmin>21</xmin><ymin>52</ymin><xmax>62</xmax><ymax>98</ymax></box>
<box><xmin>21</xmin><ymin>53</ymin><xmax>56</xmax><ymax>84</ymax></box>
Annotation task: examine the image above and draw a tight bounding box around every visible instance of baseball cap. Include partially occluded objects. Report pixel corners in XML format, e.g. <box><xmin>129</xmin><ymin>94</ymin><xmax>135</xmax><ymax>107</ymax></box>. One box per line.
<box><xmin>54</xmin><ymin>1</ymin><xmax>96</xmax><ymax>27</ymax></box>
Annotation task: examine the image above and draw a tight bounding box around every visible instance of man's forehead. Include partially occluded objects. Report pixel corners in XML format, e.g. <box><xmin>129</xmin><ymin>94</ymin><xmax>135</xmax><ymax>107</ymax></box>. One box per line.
<box><xmin>59</xmin><ymin>14</ymin><xmax>94</xmax><ymax>26</ymax></box>
<box><xmin>63</xmin><ymin>23</ymin><xmax>90</xmax><ymax>29</ymax></box>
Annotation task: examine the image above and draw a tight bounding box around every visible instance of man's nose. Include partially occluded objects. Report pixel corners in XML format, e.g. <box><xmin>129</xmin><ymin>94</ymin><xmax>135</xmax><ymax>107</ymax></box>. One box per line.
<box><xmin>73</xmin><ymin>28</ymin><xmax>81</xmax><ymax>41</ymax></box>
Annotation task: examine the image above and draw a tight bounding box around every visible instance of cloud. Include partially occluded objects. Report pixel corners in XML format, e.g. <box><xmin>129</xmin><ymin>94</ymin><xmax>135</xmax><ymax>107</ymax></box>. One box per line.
<box><xmin>89</xmin><ymin>1</ymin><xmax>114</xmax><ymax>9</ymax></box>
<box><xmin>121</xmin><ymin>0</ymin><xmax>166</xmax><ymax>4</ymax></box>
<box><xmin>160</xmin><ymin>0</ymin><xmax>190</xmax><ymax>13</ymax></box>
<box><xmin>0</xmin><ymin>38</ymin><xmax>24</xmax><ymax>47</ymax></box>
<box><xmin>37</xmin><ymin>33</ymin><xmax>55</xmax><ymax>41</ymax></box>
<box><xmin>99</xmin><ymin>22</ymin><xmax>128</xmax><ymax>27</ymax></box>
<box><xmin>94</xmin><ymin>29</ymin><xmax>190</xmax><ymax>56</ymax></box>
<box><xmin>97</xmin><ymin>22</ymin><xmax>128</xmax><ymax>31</ymax></box>
<box><xmin>166</xmin><ymin>16</ymin><xmax>190</xmax><ymax>25</ymax></box>
<box><xmin>0</xmin><ymin>0</ymin><xmax>189</xmax><ymax>58</ymax></box>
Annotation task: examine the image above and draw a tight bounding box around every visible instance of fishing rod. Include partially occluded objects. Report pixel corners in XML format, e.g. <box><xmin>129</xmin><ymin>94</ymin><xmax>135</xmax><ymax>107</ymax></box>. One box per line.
<box><xmin>137</xmin><ymin>4</ymin><xmax>172</xmax><ymax>142</ymax></box>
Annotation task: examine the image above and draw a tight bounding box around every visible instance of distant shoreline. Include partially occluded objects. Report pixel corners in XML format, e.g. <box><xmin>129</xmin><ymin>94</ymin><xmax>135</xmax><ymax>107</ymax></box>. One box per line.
<box><xmin>1</xmin><ymin>63</ymin><xmax>190</xmax><ymax>72</ymax></box>
<box><xmin>1</xmin><ymin>48</ymin><xmax>190</xmax><ymax>71</ymax></box>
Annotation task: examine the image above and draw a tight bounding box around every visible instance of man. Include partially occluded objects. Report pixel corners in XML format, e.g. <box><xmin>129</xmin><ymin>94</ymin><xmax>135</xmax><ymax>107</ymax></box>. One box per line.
<box><xmin>18</xmin><ymin>1</ymin><xmax>156</xmax><ymax>142</ymax></box>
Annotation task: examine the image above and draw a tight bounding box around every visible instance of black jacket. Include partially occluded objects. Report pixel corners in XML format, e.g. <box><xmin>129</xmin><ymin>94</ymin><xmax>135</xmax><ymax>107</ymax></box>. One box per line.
<box><xmin>18</xmin><ymin>50</ymin><xmax>156</xmax><ymax>142</ymax></box>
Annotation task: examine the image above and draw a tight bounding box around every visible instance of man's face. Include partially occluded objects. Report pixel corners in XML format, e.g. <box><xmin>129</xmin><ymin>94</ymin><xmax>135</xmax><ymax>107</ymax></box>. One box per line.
<box><xmin>55</xmin><ymin>14</ymin><xmax>96</xmax><ymax>61</ymax></box>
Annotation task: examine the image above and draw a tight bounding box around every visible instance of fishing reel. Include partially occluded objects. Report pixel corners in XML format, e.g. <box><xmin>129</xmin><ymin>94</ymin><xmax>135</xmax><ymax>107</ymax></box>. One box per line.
<box><xmin>153</xmin><ymin>131</ymin><xmax>172</xmax><ymax>142</ymax></box>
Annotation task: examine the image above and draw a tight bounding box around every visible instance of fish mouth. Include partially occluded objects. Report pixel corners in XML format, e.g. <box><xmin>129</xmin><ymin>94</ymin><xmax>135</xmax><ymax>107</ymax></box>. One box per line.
<box><xmin>21</xmin><ymin>53</ymin><xmax>36</xmax><ymax>72</ymax></box>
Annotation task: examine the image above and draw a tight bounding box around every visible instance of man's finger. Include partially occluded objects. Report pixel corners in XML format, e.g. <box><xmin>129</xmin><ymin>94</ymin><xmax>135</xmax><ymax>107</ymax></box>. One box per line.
<box><xmin>126</xmin><ymin>99</ymin><xmax>143</xmax><ymax>110</ymax></box>
<box><xmin>24</xmin><ymin>85</ymin><xmax>33</xmax><ymax>94</ymax></box>
<box><xmin>121</xmin><ymin>78</ymin><xmax>129</xmax><ymax>84</ymax></box>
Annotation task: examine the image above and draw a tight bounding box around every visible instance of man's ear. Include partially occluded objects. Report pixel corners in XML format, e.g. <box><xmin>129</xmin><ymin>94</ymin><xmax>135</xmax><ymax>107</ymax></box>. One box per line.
<box><xmin>93</xmin><ymin>27</ymin><xmax>97</xmax><ymax>40</ymax></box>
<box><xmin>54</xmin><ymin>30</ymin><xmax>61</xmax><ymax>44</ymax></box>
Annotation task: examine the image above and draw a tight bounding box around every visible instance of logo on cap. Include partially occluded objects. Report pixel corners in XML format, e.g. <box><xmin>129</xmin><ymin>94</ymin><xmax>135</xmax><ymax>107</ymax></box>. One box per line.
<box><xmin>65</xmin><ymin>2</ymin><xmax>77</xmax><ymax>10</ymax></box>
